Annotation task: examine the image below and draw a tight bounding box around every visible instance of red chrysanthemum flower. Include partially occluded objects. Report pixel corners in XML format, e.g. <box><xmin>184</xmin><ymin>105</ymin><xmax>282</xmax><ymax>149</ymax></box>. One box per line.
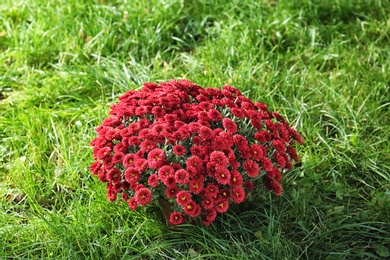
<box><xmin>97</xmin><ymin>147</ymin><xmax>112</xmax><ymax>160</ymax></box>
<box><xmin>254</xmin><ymin>130</ymin><xmax>270</xmax><ymax>143</ymax></box>
<box><xmin>223</xmin><ymin>85</ymin><xmax>241</xmax><ymax>96</ymax></box>
<box><xmin>199</xmin><ymin>101</ymin><xmax>214</xmax><ymax>110</ymax></box>
<box><xmin>128</xmin><ymin>197</ymin><xmax>138</xmax><ymax>210</ymax></box>
<box><xmin>106</xmin><ymin>185</ymin><xmax>117</xmax><ymax>202</ymax></box>
<box><xmin>198</xmin><ymin>126</ymin><xmax>214</xmax><ymax>140</ymax></box>
<box><xmin>273</xmin><ymin>167</ymin><xmax>282</xmax><ymax>182</ymax></box>
<box><xmin>183</xmin><ymin>201</ymin><xmax>199</xmax><ymax>217</ymax></box>
<box><xmin>268</xmin><ymin>169</ymin><xmax>277</xmax><ymax>180</ymax></box>
<box><xmin>165</xmin><ymin>185</ymin><xmax>180</xmax><ymax>199</ymax></box>
<box><xmin>250</xmin><ymin>115</ymin><xmax>262</xmax><ymax>129</ymax></box>
<box><xmin>107</xmin><ymin>168</ymin><xmax>122</xmax><ymax>183</ymax></box>
<box><xmin>151</xmin><ymin>106</ymin><xmax>166</xmax><ymax>117</ymax></box>
<box><xmin>151</xmin><ymin>123</ymin><xmax>165</xmax><ymax>136</ymax></box>
<box><xmin>244</xmin><ymin>180</ymin><xmax>254</xmax><ymax>191</ymax></box>
<box><xmin>209</xmin><ymin>151</ymin><xmax>229</xmax><ymax>168</ymax></box>
<box><xmin>222</xmin><ymin>118</ymin><xmax>237</xmax><ymax>133</ymax></box>
<box><xmin>188</xmin><ymin>122</ymin><xmax>201</xmax><ymax>132</ymax></box>
<box><xmin>198</xmin><ymin>111</ymin><xmax>208</xmax><ymax>121</ymax></box>
<box><xmin>135</xmin><ymin>106</ymin><xmax>148</xmax><ymax>116</ymax></box>
<box><xmin>171</xmin><ymin>162</ymin><xmax>181</xmax><ymax>170</ymax></box>
<box><xmin>189</xmin><ymin>179</ymin><xmax>204</xmax><ymax>194</ymax></box>
<box><xmin>190</xmin><ymin>145</ymin><xmax>206</xmax><ymax>158</ymax></box>
<box><xmin>91</xmin><ymin>79</ymin><xmax>302</xmax><ymax>225</ymax></box>
<box><xmin>264</xmin><ymin>120</ymin><xmax>276</xmax><ymax>131</ymax></box>
<box><xmin>250</xmin><ymin>144</ymin><xmax>264</xmax><ymax>161</ymax></box>
<box><xmin>287</xmin><ymin>145</ymin><xmax>299</xmax><ymax>162</ymax></box>
<box><xmin>204</xmin><ymin>183</ymin><xmax>219</xmax><ymax>198</ymax></box>
<box><xmin>138</xmin><ymin>118</ymin><xmax>150</xmax><ymax>128</ymax></box>
<box><xmin>140</xmin><ymin>140</ymin><xmax>156</xmax><ymax>152</ymax></box>
<box><xmin>114</xmin><ymin>142</ymin><xmax>127</xmax><ymax>154</ymax></box>
<box><xmin>207</xmin><ymin>109</ymin><xmax>223</xmax><ymax>122</ymax></box>
<box><xmin>138</xmin><ymin>129</ymin><xmax>150</xmax><ymax>139</ymax></box>
<box><xmin>212</xmin><ymin>135</ymin><xmax>229</xmax><ymax>151</ymax></box>
<box><xmin>230</xmin><ymin>170</ymin><xmax>243</xmax><ymax>187</ymax></box>
<box><xmin>135</xmin><ymin>188</ymin><xmax>153</xmax><ymax>205</ymax></box>
<box><xmin>135</xmin><ymin>158</ymin><xmax>148</xmax><ymax>172</ymax></box>
<box><xmin>218</xmin><ymin>188</ymin><xmax>230</xmax><ymax>200</ymax></box>
<box><xmin>176</xmin><ymin>190</ymin><xmax>192</xmax><ymax>207</ymax></box>
<box><xmin>123</xmin><ymin>153</ymin><xmax>137</xmax><ymax>168</ymax></box>
<box><xmin>147</xmin><ymin>148</ymin><xmax>166</xmax><ymax>169</ymax></box>
<box><xmin>202</xmin><ymin>208</ymin><xmax>217</xmax><ymax>226</ymax></box>
<box><xmin>147</xmin><ymin>174</ymin><xmax>159</xmax><ymax>187</ymax></box>
<box><xmin>128</xmin><ymin>122</ymin><xmax>141</xmax><ymax>134</ymax></box>
<box><xmin>124</xmin><ymin>167</ymin><xmax>140</xmax><ymax>184</ymax></box>
<box><xmin>128</xmin><ymin>136</ymin><xmax>141</xmax><ymax>146</ymax></box>
<box><xmin>261</xmin><ymin>157</ymin><xmax>274</xmax><ymax>173</ymax></box>
<box><xmin>122</xmin><ymin>192</ymin><xmax>129</xmax><ymax>202</ymax></box>
<box><xmin>158</xmin><ymin>165</ymin><xmax>175</xmax><ymax>182</ymax></box>
<box><xmin>174</xmin><ymin>120</ymin><xmax>186</xmax><ymax>128</ymax></box>
<box><xmin>215</xmin><ymin>168</ymin><xmax>231</xmax><ymax>185</ymax></box>
<box><xmin>201</xmin><ymin>196</ymin><xmax>215</xmax><ymax>210</ymax></box>
<box><xmin>289</xmin><ymin>128</ymin><xmax>303</xmax><ymax>144</ymax></box>
<box><xmin>120</xmin><ymin>128</ymin><xmax>131</xmax><ymax>138</ymax></box>
<box><xmin>169</xmin><ymin>212</ymin><xmax>184</xmax><ymax>225</ymax></box>
<box><xmin>244</xmin><ymin>159</ymin><xmax>259</xmax><ymax>178</ymax></box>
<box><xmin>102</xmin><ymin>156</ymin><xmax>114</xmax><ymax>169</ymax></box>
<box><xmin>175</xmin><ymin>169</ymin><xmax>190</xmax><ymax>184</ymax></box>
<box><xmin>134</xmin><ymin>183</ymin><xmax>145</xmax><ymax>191</ymax></box>
<box><xmin>230</xmin><ymin>107</ymin><xmax>246</xmax><ymax>118</ymax></box>
<box><xmin>218</xmin><ymin>131</ymin><xmax>234</xmax><ymax>148</ymax></box>
<box><xmin>228</xmin><ymin>153</ymin><xmax>240</xmax><ymax>169</ymax></box>
<box><xmin>231</xmin><ymin>187</ymin><xmax>246</xmax><ymax>203</ymax></box>
<box><xmin>163</xmin><ymin>175</ymin><xmax>176</xmax><ymax>187</ymax></box>
<box><xmin>173</xmin><ymin>128</ymin><xmax>190</xmax><ymax>141</ymax></box>
<box><xmin>192</xmin><ymin>135</ymin><xmax>203</xmax><ymax>145</ymax></box>
<box><xmin>186</xmin><ymin>155</ymin><xmax>203</xmax><ymax>171</ymax></box>
<box><xmin>98</xmin><ymin>171</ymin><xmax>107</xmax><ymax>182</ymax></box>
<box><xmin>186</xmin><ymin>166</ymin><xmax>199</xmax><ymax>178</ymax></box>
<box><xmin>215</xmin><ymin>198</ymin><xmax>229</xmax><ymax>213</ymax></box>
<box><xmin>91</xmin><ymin>137</ymin><xmax>106</xmax><ymax>149</ymax></box>
<box><xmin>270</xmin><ymin>180</ymin><xmax>282</xmax><ymax>196</ymax></box>
<box><xmin>90</xmin><ymin>161</ymin><xmax>101</xmax><ymax>175</ymax></box>
<box><xmin>173</xmin><ymin>145</ymin><xmax>186</xmax><ymax>156</ymax></box>
<box><xmin>233</xmin><ymin>134</ymin><xmax>248</xmax><ymax>148</ymax></box>
<box><xmin>206</xmin><ymin>162</ymin><xmax>217</xmax><ymax>177</ymax></box>
<box><xmin>112</xmin><ymin>153</ymin><xmax>125</xmax><ymax>164</ymax></box>
<box><xmin>274</xmin><ymin>152</ymin><xmax>286</xmax><ymax>168</ymax></box>
<box><xmin>272</xmin><ymin>140</ymin><xmax>286</xmax><ymax>153</ymax></box>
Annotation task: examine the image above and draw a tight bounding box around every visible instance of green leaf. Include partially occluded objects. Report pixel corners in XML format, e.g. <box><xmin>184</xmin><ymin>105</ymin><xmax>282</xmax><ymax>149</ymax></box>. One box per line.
<box><xmin>374</xmin><ymin>244</ymin><xmax>390</xmax><ymax>257</ymax></box>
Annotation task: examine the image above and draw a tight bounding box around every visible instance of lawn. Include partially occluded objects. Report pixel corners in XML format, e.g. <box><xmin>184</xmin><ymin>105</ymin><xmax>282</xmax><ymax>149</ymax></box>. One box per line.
<box><xmin>1</xmin><ymin>0</ymin><xmax>389</xmax><ymax>259</ymax></box>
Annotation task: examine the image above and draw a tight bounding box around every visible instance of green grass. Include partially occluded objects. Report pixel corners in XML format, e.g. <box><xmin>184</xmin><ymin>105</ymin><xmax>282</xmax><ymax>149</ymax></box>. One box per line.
<box><xmin>1</xmin><ymin>0</ymin><xmax>390</xmax><ymax>258</ymax></box>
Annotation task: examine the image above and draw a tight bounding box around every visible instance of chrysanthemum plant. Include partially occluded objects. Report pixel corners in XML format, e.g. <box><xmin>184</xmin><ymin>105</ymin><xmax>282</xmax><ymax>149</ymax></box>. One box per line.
<box><xmin>90</xmin><ymin>80</ymin><xmax>302</xmax><ymax>226</ymax></box>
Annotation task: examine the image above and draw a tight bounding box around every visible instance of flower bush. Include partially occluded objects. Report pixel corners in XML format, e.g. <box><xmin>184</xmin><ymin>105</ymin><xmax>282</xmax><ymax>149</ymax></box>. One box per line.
<box><xmin>90</xmin><ymin>79</ymin><xmax>302</xmax><ymax>226</ymax></box>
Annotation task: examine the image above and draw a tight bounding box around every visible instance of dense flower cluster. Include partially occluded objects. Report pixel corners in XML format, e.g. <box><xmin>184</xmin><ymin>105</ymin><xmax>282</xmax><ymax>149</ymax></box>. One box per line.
<box><xmin>90</xmin><ymin>79</ymin><xmax>302</xmax><ymax>225</ymax></box>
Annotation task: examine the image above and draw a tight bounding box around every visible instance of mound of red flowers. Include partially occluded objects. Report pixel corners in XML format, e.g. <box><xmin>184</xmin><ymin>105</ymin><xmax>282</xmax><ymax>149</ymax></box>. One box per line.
<box><xmin>90</xmin><ymin>79</ymin><xmax>302</xmax><ymax>225</ymax></box>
